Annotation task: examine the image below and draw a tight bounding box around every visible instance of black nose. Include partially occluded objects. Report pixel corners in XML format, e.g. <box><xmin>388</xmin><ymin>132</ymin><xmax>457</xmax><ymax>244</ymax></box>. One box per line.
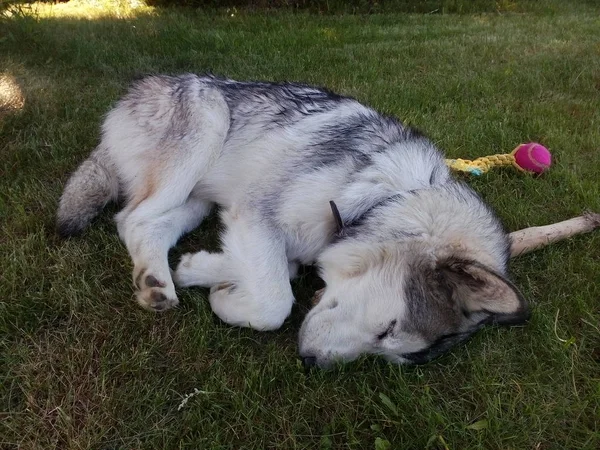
<box><xmin>302</xmin><ymin>356</ymin><xmax>317</xmax><ymax>369</ymax></box>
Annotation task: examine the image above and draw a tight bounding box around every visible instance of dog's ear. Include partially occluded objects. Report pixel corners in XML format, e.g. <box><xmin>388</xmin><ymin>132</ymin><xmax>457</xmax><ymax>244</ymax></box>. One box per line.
<box><xmin>437</xmin><ymin>259</ymin><xmax>529</xmax><ymax>325</ymax></box>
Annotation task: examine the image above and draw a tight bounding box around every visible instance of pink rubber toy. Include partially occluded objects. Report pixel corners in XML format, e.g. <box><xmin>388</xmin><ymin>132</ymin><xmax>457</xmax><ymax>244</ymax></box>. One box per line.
<box><xmin>513</xmin><ymin>142</ymin><xmax>552</xmax><ymax>174</ymax></box>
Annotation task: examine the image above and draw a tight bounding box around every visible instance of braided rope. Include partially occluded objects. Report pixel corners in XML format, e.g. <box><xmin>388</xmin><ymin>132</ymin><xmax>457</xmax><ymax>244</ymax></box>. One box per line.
<box><xmin>446</xmin><ymin>146</ymin><xmax>524</xmax><ymax>175</ymax></box>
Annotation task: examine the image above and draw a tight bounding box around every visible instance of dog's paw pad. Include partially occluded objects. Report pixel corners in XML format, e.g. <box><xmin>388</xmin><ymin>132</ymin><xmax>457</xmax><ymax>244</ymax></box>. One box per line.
<box><xmin>145</xmin><ymin>274</ymin><xmax>165</xmax><ymax>288</ymax></box>
<box><xmin>134</xmin><ymin>266</ymin><xmax>168</xmax><ymax>290</ymax></box>
<box><xmin>136</xmin><ymin>287</ymin><xmax>178</xmax><ymax>312</ymax></box>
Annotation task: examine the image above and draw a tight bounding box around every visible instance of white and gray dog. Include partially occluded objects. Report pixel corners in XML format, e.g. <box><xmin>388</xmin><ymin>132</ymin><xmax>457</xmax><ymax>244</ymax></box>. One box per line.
<box><xmin>57</xmin><ymin>74</ymin><xmax>528</xmax><ymax>368</ymax></box>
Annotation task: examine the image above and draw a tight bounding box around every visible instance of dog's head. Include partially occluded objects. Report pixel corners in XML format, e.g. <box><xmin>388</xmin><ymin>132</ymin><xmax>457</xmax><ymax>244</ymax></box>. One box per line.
<box><xmin>298</xmin><ymin>183</ymin><xmax>528</xmax><ymax>369</ymax></box>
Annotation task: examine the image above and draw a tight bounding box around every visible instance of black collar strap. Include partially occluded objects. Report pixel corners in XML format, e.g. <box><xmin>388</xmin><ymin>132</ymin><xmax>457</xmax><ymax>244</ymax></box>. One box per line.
<box><xmin>329</xmin><ymin>193</ymin><xmax>408</xmax><ymax>237</ymax></box>
<box><xmin>329</xmin><ymin>200</ymin><xmax>344</xmax><ymax>234</ymax></box>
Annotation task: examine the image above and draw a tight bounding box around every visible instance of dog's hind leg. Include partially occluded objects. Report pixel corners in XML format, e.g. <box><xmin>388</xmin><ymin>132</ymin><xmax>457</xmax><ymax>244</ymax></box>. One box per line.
<box><xmin>116</xmin><ymin>161</ymin><xmax>220</xmax><ymax>312</ymax></box>
<box><xmin>111</xmin><ymin>82</ymin><xmax>229</xmax><ymax>311</ymax></box>
<box><xmin>118</xmin><ymin>195</ymin><xmax>213</xmax><ymax>311</ymax></box>
<box><xmin>174</xmin><ymin>208</ymin><xmax>295</xmax><ymax>330</ymax></box>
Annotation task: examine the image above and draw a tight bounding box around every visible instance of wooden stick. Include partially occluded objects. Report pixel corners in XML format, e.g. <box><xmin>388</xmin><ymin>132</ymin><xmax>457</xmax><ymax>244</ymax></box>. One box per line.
<box><xmin>509</xmin><ymin>212</ymin><xmax>600</xmax><ymax>258</ymax></box>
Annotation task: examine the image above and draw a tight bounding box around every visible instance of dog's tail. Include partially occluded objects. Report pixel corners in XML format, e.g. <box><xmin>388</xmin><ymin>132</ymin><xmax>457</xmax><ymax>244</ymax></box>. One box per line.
<box><xmin>57</xmin><ymin>147</ymin><xmax>118</xmax><ymax>237</ymax></box>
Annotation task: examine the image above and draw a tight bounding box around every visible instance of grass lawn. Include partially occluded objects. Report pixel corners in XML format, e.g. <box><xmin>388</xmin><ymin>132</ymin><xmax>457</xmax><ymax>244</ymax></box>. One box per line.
<box><xmin>1</xmin><ymin>1</ymin><xmax>599</xmax><ymax>448</ymax></box>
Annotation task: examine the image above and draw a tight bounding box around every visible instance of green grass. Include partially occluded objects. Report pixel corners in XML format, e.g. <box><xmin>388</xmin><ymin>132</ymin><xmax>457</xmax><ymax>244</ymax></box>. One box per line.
<box><xmin>1</xmin><ymin>1</ymin><xmax>599</xmax><ymax>448</ymax></box>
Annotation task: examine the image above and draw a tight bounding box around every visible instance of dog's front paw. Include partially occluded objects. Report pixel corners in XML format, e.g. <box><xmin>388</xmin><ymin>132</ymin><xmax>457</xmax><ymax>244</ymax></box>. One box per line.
<box><xmin>172</xmin><ymin>253</ymin><xmax>196</xmax><ymax>287</ymax></box>
<box><xmin>172</xmin><ymin>251</ymin><xmax>217</xmax><ymax>288</ymax></box>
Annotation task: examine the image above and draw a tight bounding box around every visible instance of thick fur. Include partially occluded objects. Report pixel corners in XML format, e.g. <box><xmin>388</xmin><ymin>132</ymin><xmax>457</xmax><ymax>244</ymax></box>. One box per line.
<box><xmin>57</xmin><ymin>148</ymin><xmax>118</xmax><ymax>237</ymax></box>
<box><xmin>57</xmin><ymin>74</ymin><xmax>528</xmax><ymax>368</ymax></box>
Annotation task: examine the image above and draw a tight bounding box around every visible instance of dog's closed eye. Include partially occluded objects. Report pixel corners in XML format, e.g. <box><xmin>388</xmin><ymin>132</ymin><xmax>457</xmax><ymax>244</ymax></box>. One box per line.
<box><xmin>377</xmin><ymin>319</ymin><xmax>397</xmax><ymax>340</ymax></box>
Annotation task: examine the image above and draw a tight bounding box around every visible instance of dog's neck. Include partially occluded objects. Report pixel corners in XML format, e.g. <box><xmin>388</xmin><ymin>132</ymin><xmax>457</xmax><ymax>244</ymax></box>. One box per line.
<box><xmin>329</xmin><ymin>193</ymin><xmax>407</xmax><ymax>239</ymax></box>
<box><xmin>327</xmin><ymin>144</ymin><xmax>452</xmax><ymax>239</ymax></box>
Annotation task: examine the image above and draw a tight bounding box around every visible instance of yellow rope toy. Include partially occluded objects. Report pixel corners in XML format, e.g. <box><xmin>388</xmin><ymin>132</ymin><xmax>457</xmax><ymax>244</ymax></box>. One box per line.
<box><xmin>446</xmin><ymin>142</ymin><xmax>552</xmax><ymax>176</ymax></box>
